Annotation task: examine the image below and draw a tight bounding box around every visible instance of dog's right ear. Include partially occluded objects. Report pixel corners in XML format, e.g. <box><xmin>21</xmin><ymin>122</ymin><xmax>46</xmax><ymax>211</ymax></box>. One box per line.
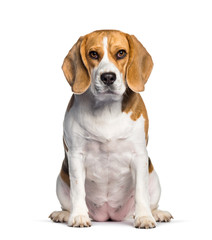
<box><xmin>62</xmin><ymin>36</ymin><xmax>91</xmax><ymax>94</ymax></box>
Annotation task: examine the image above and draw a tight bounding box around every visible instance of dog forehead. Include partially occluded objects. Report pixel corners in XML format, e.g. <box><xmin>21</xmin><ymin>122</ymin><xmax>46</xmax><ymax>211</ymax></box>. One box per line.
<box><xmin>85</xmin><ymin>30</ymin><xmax>129</xmax><ymax>51</ymax></box>
<box><xmin>107</xmin><ymin>32</ymin><xmax>129</xmax><ymax>51</ymax></box>
<box><xmin>85</xmin><ymin>32</ymin><xmax>105</xmax><ymax>50</ymax></box>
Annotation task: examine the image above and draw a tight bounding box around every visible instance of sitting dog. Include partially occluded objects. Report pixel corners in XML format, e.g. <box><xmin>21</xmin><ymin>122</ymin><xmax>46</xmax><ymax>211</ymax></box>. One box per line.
<box><xmin>49</xmin><ymin>30</ymin><xmax>173</xmax><ymax>228</ymax></box>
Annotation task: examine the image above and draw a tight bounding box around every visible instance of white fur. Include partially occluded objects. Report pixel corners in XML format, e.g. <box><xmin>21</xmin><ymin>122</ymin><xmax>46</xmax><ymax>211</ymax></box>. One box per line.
<box><xmin>61</xmin><ymin>37</ymin><xmax>158</xmax><ymax>227</ymax></box>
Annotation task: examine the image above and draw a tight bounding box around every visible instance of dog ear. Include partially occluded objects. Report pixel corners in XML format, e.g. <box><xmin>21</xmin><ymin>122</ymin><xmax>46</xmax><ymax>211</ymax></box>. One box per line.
<box><xmin>126</xmin><ymin>35</ymin><xmax>153</xmax><ymax>92</ymax></box>
<box><xmin>62</xmin><ymin>36</ymin><xmax>90</xmax><ymax>94</ymax></box>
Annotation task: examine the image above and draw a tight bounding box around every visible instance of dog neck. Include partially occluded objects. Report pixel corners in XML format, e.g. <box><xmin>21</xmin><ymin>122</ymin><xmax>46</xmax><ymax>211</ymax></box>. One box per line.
<box><xmin>74</xmin><ymin>89</ymin><xmax>123</xmax><ymax>119</ymax></box>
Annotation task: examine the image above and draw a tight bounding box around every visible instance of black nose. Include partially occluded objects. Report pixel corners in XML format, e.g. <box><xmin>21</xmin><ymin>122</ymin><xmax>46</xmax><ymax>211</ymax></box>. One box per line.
<box><xmin>100</xmin><ymin>72</ymin><xmax>116</xmax><ymax>86</ymax></box>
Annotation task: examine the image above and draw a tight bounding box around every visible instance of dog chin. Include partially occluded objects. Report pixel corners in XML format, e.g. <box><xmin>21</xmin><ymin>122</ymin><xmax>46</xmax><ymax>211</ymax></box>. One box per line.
<box><xmin>93</xmin><ymin>89</ymin><xmax>123</xmax><ymax>102</ymax></box>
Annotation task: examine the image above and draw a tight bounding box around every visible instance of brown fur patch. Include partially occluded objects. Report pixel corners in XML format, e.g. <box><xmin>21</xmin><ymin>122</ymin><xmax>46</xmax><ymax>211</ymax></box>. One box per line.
<box><xmin>62</xmin><ymin>37</ymin><xmax>90</xmax><ymax>94</ymax></box>
<box><xmin>126</xmin><ymin>35</ymin><xmax>153</xmax><ymax>92</ymax></box>
<box><xmin>122</xmin><ymin>88</ymin><xmax>149</xmax><ymax>142</ymax></box>
<box><xmin>148</xmin><ymin>157</ymin><xmax>154</xmax><ymax>173</ymax></box>
<box><xmin>60</xmin><ymin>153</ymin><xmax>70</xmax><ymax>187</ymax></box>
<box><xmin>66</xmin><ymin>95</ymin><xmax>74</xmax><ymax>112</ymax></box>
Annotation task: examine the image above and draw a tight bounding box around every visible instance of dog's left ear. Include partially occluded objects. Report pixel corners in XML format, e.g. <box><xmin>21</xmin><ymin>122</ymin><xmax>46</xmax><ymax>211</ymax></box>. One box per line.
<box><xmin>126</xmin><ymin>35</ymin><xmax>153</xmax><ymax>92</ymax></box>
<box><xmin>62</xmin><ymin>36</ymin><xmax>90</xmax><ymax>94</ymax></box>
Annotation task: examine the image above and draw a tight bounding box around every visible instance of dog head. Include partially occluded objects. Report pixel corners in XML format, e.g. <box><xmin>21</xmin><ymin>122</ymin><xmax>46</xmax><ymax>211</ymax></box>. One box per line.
<box><xmin>62</xmin><ymin>30</ymin><xmax>153</xmax><ymax>101</ymax></box>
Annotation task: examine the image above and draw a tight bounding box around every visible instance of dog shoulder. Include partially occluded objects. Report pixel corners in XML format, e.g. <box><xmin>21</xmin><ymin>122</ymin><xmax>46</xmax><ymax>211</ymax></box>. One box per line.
<box><xmin>122</xmin><ymin>88</ymin><xmax>149</xmax><ymax>142</ymax></box>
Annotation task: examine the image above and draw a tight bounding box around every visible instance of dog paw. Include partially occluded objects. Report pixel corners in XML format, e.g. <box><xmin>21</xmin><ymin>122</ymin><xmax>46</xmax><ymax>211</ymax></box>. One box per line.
<box><xmin>152</xmin><ymin>209</ymin><xmax>173</xmax><ymax>222</ymax></box>
<box><xmin>49</xmin><ymin>211</ymin><xmax>70</xmax><ymax>223</ymax></box>
<box><xmin>68</xmin><ymin>215</ymin><xmax>91</xmax><ymax>227</ymax></box>
<box><xmin>134</xmin><ymin>216</ymin><xmax>156</xmax><ymax>229</ymax></box>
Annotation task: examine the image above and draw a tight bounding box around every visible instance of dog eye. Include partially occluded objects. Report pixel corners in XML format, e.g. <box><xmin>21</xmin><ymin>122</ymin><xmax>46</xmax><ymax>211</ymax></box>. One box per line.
<box><xmin>89</xmin><ymin>51</ymin><xmax>99</xmax><ymax>60</ymax></box>
<box><xmin>116</xmin><ymin>50</ymin><xmax>127</xmax><ymax>59</ymax></box>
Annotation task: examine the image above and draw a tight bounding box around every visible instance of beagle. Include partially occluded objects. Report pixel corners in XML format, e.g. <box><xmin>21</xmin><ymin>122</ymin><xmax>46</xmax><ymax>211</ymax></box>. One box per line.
<box><xmin>49</xmin><ymin>30</ymin><xmax>173</xmax><ymax>228</ymax></box>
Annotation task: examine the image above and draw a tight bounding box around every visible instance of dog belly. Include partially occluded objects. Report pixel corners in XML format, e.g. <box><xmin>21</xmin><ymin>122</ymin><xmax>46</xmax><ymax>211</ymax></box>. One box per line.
<box><xmin>86</xmin><ymin>195</ymin><xmax>134</xmax><ymax>221</ymax></box>
<box><xmin>84</xmin><ymin>141</ymin><xmax>135</xmax><ymax>221</ymax></box>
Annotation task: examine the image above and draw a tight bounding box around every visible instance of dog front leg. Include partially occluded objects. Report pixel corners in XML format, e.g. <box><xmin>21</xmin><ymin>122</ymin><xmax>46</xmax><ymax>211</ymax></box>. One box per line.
<box><xmin>67</xmin><ymin>151</ymin><xmax>91</xmax><ymax>227</ymax></box>
<box><xmin>132</xmin><ymin>153</ymin><xmax>156</xmax><ymax>229</ymax></box>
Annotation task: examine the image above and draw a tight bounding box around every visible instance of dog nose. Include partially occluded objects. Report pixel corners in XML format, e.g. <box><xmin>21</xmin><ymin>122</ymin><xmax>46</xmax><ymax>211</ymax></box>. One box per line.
<box><xmin>100</xmin><ymin>72</ymin><xmax>116</xmax><ymax>86</ymax></box>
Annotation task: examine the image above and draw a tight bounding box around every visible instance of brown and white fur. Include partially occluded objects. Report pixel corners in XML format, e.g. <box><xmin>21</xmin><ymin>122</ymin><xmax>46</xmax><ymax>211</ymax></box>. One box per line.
<box><xmin>49</xmin><ymin>30</ymin><xmax>173</xmax><ymax>228</ymax></box>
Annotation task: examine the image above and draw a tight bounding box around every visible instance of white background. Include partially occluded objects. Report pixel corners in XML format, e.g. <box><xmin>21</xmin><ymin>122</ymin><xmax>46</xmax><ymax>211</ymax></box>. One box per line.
<box><xmin>0</xmin><ymin>0</ymin><xmax>212</xmax><ymax>239</ymax></box>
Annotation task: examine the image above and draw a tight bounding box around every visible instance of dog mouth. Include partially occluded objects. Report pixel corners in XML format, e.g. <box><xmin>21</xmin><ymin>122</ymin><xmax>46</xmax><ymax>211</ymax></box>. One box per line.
<box><xmin>94</xmin><ymin>87</ymin><xmax>116</xmax><ymax>95</ymax></box>
<box><xmin>92</xmin><ymin>86</ymin><xmax>124</xmax><ymax>102</ymax></box>
<box><xmin>95</xmin><ymin>86</ymin><xmax>122</xmax><ymax>95</ymax></box>
<box><xmin>102</xmin><ymin>89</ymin><xmax>117</xmax><ymax>95</ymax></box>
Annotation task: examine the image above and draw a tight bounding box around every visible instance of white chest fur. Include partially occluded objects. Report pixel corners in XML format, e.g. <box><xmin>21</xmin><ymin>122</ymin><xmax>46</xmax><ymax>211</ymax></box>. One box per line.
<box><xmin>63</xmin><ymin>94</ymin><xmax>147</xmax><ymax>217</ymax></box>
<box><xmin>84</xmin><ymin>136</ymin><xmax>135</xmax><ymax>207</ymax></box>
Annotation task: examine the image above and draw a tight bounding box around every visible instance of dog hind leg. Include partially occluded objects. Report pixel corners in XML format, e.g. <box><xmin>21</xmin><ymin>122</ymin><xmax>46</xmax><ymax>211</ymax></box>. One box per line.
<box><xmin>49</xmin><ymin>175</ymin><xmax>71</xmax><ymax>223</ymax></box>
<box><xmin>149</xmin><ymin>169</ymin><xmax>173</xmax><ymax>222</ymax></box>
